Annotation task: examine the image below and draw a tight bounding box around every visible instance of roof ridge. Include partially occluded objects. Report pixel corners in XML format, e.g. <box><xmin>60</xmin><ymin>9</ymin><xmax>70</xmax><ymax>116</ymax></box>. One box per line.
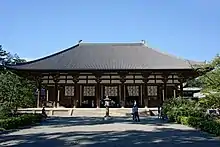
<box><xmin>79</xmin><ymin>42</ymin><xmax>143</xmax><ymax>45</ymax></box>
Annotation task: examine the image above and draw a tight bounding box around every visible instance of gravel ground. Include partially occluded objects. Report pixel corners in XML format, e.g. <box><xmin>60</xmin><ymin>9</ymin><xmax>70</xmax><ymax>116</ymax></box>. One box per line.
<box><xmin>0</xmin><ymin>116</ymin><xmax>220</xmax><ymax>147</ymax></box>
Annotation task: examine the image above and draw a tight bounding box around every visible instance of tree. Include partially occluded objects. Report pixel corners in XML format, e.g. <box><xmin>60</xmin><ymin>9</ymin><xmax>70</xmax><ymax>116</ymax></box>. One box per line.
<box><xmin>0</xmin><ymin>46</ymin><xmax>36</xmax><ymax>117</ymax></box>
<box><xmin>195</xmin><ymin>54</ymin><xmax>220</xmax><ymax>109</ymax></box>
<box><xmin>186</xmin><ymin>78</ymin><xmax>204</xmax><ymax>88</ymax></box>
<box><xmin>198</xmin><ymin>54</ymin><xmax>220</xmax><ymax>92</ymax></box>
<box><xmin>0</xmin><ymin>45</ymin><xmax>8</xmax><ymax>69</ymax></box>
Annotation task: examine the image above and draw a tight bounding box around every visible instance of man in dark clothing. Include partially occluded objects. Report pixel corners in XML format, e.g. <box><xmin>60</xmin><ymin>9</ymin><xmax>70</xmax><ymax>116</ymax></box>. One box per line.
<box><xmin>132</xmin><ymin>104</ymin><xmax>140</xmax><ymax>122</ymax></box>
<box><xmin>42</xmin><ymin>106</ymin><xmax>47</xmax><ymax>119</ymax></box>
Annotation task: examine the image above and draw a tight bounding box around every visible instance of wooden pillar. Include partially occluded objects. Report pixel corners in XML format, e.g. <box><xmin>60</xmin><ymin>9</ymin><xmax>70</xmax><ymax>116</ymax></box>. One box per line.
<box><xmin>178</xmin><ymin>76</ymin><xmax>184</xmax><ymax>97</ymax></box>
<box><xmin>119</xmin><ymin>73</ymin><xmax>126</xmax><ymax>107</ymax></box>
<box><xmin>36</xmin><ymin>75</ymin><xmax>42</xmax><ymax>108</ymax></box>
<box><xmin>142</xmin><ymin>71</ymin><xmax>151</xmax><ymax>108</ymax></box>
<box><xmin>162</xmin><ymin>73</ymin><xmax>169</xmax><ymax>105</ymax></box>
<box><xmin>164</xmin><ymin>82</ymin><xmax>167</xmax><ymax>101</ymax></box>
<box><xmin>95</xmin><ymin>74</ymin><xmax>102</xmax><ymax>108</ymax></box>
<box><xmin>180</xmin><ymin>83</ymin><xmax>183</xmax><ymax>97</ymax></box>
<box><xmin>173</xmin><ymin>89</ymin><xmax>176</xmax><ymax>98</ymax></box>
<box><xmin>37</xmin><ymin>85</ymin><xmax>41</xmax><ymax>108</ymax></box>
<box><xmin>46</xmin><ymin>89</ymin><xmax>49</xmax><ymax>102</ymax></box>
<box><xmin>162</xmin><ymin>89</ymin><xmax>165</xmax><ymax>102</ymax></box>
<box><xmin>143</xmin><ymin>84</ymin><xmax>148</xmax><ymax>108</ymax></box>
<box><xmin>52</xmin><ymin>74</ymin><xmax>60</xmax><ymax>108</ymax></box>
<box><xmin>72</xmin><ymin>74</ymin><xmax>79</xmax><ymax>108</ymax></box>
<box><xmin>79</xmin><ymin>85</ymin><xmax>82</xmax><ymax>107</ymax></box>
<box><xmin>96</xmin><ymin>83</ymin><xmax>101</xmax><ymax>108</ymax></box>
<box><xmin>57</xmin><ymin>89</ymin><xmax>60</xmax><ymax>107</ymax></box>
<box><xmin>54</xmin><ymin>83</ymin><xmax>58</xmax><ymax>107</ymax></box>
<box><xmin>121</xmin><ymin>84</ymin><xmax>125</xmax><ymax>107</ymax></box>
<box><xmin>140</xmin><ymin>85</ymin><xmax>143</xmax><ymax>107</ymax></box>
<box><xmin>75</xmin><ymin>84</ymin><xmax>80</xmax><ymax>108</ymax></box>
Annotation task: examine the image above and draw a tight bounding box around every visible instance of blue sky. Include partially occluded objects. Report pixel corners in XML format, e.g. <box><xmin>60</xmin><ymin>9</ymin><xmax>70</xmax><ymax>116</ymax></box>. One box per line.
<box><xmin>0</xmin><ymin>0</ymin><xmax>220</xmax><ymax>61</ymax></box>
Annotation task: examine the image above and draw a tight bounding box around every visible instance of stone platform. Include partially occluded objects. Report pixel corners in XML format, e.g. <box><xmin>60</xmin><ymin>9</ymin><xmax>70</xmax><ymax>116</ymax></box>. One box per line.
<box><xmin>17</xmin><ymin>107</ymin><xmax>158</xmax><ymax>117</ymax></box>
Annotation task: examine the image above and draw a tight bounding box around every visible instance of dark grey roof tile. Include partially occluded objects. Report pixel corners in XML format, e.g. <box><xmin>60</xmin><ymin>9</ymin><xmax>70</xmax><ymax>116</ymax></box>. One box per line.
<box><xmin>6</xmin><ymin>43</ymin><xmax>203</xmax><ymax>71</ymax></box>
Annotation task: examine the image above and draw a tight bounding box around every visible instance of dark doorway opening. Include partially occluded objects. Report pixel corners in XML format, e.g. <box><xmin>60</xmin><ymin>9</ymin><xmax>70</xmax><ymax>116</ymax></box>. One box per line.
<box><xmin>82</xmin><ymin>96</ymin><xmax>96</xmax><ymax>108</ymax></box>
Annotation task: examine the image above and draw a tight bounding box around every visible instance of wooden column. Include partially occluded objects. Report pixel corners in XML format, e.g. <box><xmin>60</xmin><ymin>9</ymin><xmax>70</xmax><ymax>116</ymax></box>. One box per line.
<box><xmin>119</xmin><ymin>73</ymin><xmax>126</xmax><ymax>107</ymax></box>
<box><xmin>46</xmin><ymin>89</ymin><xmax>49</xmax><ymax>102</ymax></box>
<box><xmin>180</xmin><ymin>82</ymin><xmax>183</xmax><ymax>97</ymax></box>
<box><xmin>162</xmin><ymin>73</ymin><xmax>169</xmax><ymax>105</ymax></box>
<box><xmin>96</xmin><ymin>83</ymin><xmax>100</xmax><ymax>108</ymax></box>
<box><xmin>79</xmin><ymin>85</ymin><xmax>82</xmax><ymax>107</ymax></box>
<box><xmin>57</xmin><ymin>89</ymin><xmax>60</xmax><ymax>107</ymax></box>
<box><xmin>72</xmin><ymin>74</ymin><xmax>79</xmax><ymax>108</ymax></box>
<box><xmin>37</xmin><ymin>84</ymin><xmax>41</xmax><ymax>108</ymax></box>
<box><xmin>162</xmin><ymin>89</ymin><xmax>165</xmax><ymax>102</ymax></box>
<box><xmin>95</xmin><ymin>73</ymin><xmax>102</xmax><ymax>108</ymax></box>
<box><xmin>173</xmin><ymin>89</ymin><xmax>176</xmax><ymax>98</ymax></box>
<box><xmin>140</xmin><ymin>85</ymin><xmax>143</xmax><ymax>107</ymax></box>
<box><xmin>36</xmin><ymin>75</ymin><xmax>42</xmax><ymax>108</ymax></box>
<box><xmin>178</xmin><ymin>74</ymin><xmax>184</xmax><ymax>97</ymax></box>
<box><xmin>52</xmin><ymin>74</ymin><xmax>60</xmax><ymax>108</ymax></box>
<box><xmin>142</xmin><ymin>72</ymin><xmax>151</xmax><ymax>108</ymax></box>
<box><xmin>54</xmin><ymin>83</ymin><xmax>58</xmax><ymax>107</ymax></box>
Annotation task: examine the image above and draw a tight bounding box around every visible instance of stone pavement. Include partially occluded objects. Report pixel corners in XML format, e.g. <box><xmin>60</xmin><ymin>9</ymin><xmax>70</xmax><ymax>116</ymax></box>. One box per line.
<box><xmin>0</xmin><ymin>116</ymin><xmax>220</xmax><ymax>147</ymax></box>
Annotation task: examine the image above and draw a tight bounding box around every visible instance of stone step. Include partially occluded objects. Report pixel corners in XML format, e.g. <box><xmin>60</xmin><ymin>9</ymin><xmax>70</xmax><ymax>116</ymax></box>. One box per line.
<box><xmin>17</xmin><ymin>108</ymin><xmax>158</xmax><ymax>117</ymax></box>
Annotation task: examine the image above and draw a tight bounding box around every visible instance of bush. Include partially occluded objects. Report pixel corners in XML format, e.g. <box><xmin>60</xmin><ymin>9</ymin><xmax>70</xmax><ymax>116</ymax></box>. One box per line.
<box><xmin>0</xmin><ymin>113</ymin><xmax>43</xmax><ymax>130</ymax></box>
<box><xmin>162</xmin><ymin>97</ymin><xmax>205</xmax><ymax>122</ymax></box>
<box><xmin>178</xmin><ymin>116</ymin><xmax>220</xmax><ymax>136</ymax></box>
<box><xmin>0</xmin><ymin>105</ymin><xmax>12</xmax><ymax>119</ymax></box>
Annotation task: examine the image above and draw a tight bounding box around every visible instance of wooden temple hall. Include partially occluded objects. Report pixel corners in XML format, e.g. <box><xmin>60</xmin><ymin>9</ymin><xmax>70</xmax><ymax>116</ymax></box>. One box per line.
<box><xmin>6</xmin><ymin>41</ymin><xmax>201</xmax><ymax>108</ymax></box>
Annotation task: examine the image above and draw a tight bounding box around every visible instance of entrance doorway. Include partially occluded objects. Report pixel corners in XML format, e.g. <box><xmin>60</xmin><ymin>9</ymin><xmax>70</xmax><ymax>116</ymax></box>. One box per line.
<box><xmin>82</xmin><ymin>85</ymin><xmax>96</xmax><ymax>108</ymax></box>
<box><xmin>125</xmin><ymin>85</ymin><xmax>140</xmax><ymax>107</ymax></box>
<box><xmin>102</xmin><ymin>85</ymin><xmax>120</xmax><ymax>108</ymax></box>
<box><xmin>147</xmin><ymin>85</ymin><xmax>160</xmax><ymax>107</ymax></box>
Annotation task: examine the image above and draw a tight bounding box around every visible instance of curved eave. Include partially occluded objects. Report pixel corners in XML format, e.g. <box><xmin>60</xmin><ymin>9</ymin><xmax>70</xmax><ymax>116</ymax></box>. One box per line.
<box><xmin>5</xmin><ymin>65</ymin><xmax>197</xmax><ymax>73</ymax></box>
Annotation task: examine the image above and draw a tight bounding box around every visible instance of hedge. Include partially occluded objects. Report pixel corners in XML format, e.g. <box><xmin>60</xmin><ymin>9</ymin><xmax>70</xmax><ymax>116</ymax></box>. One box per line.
<box><xmin>177</xmin><ymin>116</ymin><xmax>220</xmax><ymax>136</ymax></box>
<box><xmin>0</xmin><ymin>113</ymin><xmax>43</xmax><ymax>130</ymax></box>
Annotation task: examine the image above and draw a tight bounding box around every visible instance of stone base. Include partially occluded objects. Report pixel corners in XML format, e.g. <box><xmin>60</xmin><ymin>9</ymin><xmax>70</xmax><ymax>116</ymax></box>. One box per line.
<box><xmin>104</xmin><ymin>116</ymin><xmax>111</xmax><ymax>120</ymax></box>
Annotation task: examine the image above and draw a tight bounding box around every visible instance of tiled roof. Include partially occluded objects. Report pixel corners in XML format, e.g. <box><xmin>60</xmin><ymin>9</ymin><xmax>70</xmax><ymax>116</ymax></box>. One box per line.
<box><xmin>6</xmin><ymin>42</ymin><xmax>203</xmax><ymax>71</ymax></box>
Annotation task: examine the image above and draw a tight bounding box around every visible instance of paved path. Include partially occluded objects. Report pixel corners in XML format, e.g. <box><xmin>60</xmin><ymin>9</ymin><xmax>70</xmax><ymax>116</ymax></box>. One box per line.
<box><xmin>0</xmin><ymin>116</ymin><xmax>220</xmax><ymax>147</ymax></box>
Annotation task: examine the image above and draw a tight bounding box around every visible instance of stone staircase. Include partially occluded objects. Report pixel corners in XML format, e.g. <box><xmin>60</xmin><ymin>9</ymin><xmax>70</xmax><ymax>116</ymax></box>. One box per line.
<box><xmin>18</xmin><ymin>108</ymin><xmax>158</xmax><ymax>117</ymax></box>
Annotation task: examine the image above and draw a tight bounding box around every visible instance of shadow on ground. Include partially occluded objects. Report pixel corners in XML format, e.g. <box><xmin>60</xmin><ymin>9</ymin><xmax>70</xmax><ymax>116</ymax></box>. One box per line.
<box><xmin>39</xmin><ymin>116</ymin><xmax>169</xmax><ymax>128</ymax></box>
<box><xmin>1</xmin><ymin>127</ymin><xmax>219</xmax><ymax>147</ymax></box>
<box><xmin>1</xmin><ymin>116</ymin><xmax>220</xmax><ymax>147</ymax></box>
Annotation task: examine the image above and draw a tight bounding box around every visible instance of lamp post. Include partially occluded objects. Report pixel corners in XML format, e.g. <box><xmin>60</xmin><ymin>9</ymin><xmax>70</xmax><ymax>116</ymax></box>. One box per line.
<box><xmin>104</xmin><ymin>96</ymin><xmax>111</xmax><ymax>120</ymax></box>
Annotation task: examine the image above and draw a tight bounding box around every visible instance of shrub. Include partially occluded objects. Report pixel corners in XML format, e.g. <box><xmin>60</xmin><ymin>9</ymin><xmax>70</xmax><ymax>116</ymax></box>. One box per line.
<box><xmin>0</xmin><ymin>105</ymin><xmax>12</xmax><ymax>119</ymax></box>
<box><xmin>0</xmin><ymin>113</ymin><xmax>43</xmax><ymax>130</ymax></box>
<box><xmin>178</xmin><ymin>116</ymin><xmax>220</xmax><ymax>136</ymax></box>
<box><xmin>162</xmin><ymin>97</ymin><xmax>205</xmax><ymax>122</ymax></box>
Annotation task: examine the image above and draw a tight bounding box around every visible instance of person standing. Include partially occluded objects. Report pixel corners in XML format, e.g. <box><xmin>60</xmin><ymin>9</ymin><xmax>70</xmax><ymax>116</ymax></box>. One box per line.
<box><xmin>133</xmin><ymin>104</ymin><xmax>140</xmax><ymax>122</ymax></box>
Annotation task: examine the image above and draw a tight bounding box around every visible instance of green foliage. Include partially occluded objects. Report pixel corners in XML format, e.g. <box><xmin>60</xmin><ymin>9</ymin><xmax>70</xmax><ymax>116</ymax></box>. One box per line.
<box><xmin>197</xmin><ymin>54</ymin><xmax>220</xmax><ymax>93</ymax></box>
<box><xmin>0</xmin><ymin>71</ymin><xmax>36</xmax><ymax>112</ymax></box>
<box><xmin>162</xmin><ymin>97</ymin><xmax>204</xmax><ymax>122</ymax></box>
<box><xmin>0</xmin><ymin>105</ymin><xmax>12</xmax><ymax>119</ymax></box>
<box><xmin>199</xmin><ymin>93</ymin><xmax>220</xmax><ymax>109</ymax></box>
<box><xmin>0</xmin><ymin>113</ymin><xmax>43</xmax><ymax>130</ymax></box>
<box><xmin>190</xmin><ymin>54</ymin><xmax>220</xmax><ymax>109</ymax></box>
<box><xmin>186</xmin><ymin>78</ymin><xmax>204</xmax><ymax>88</ymax></box>
<box><xmin>0</xmin><ymin>45</ymin><xmax>36</xmax><ymax>117</ymax></box>
<box><xmin>178</xmin><ymin>116</ymin><xmax>220</xmax><ymax>136</ymax></box>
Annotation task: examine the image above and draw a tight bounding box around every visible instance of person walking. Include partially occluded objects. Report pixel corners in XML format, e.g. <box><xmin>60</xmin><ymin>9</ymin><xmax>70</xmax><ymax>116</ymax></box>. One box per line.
<box><xmin>133</xmin><ymin>104</ymin><xmax>140</xmax><ymax>122</ymax></box>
